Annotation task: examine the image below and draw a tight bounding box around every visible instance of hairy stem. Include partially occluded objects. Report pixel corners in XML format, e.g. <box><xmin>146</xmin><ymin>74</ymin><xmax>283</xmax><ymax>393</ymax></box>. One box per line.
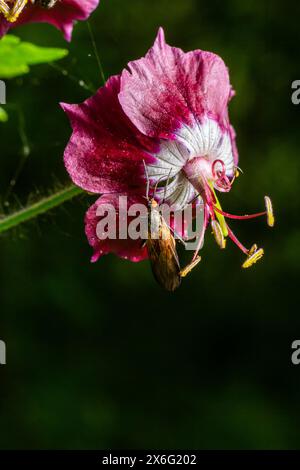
<box><xmin>0</xmin><ymin>185</ymin><xmax>83</xmax><ymax>234</ymax></box>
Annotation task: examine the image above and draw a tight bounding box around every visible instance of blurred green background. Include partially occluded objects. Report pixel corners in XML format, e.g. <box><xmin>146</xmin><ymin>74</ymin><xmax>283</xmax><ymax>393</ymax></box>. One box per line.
<box><xmin>0</xmin><ymin>0</ymin><xmax>299</xmax><ymax>450</ymax></box>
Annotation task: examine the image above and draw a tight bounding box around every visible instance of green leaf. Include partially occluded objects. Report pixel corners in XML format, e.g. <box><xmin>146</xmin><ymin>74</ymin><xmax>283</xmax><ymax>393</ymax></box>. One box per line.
<box><xmin>0</xmin><ymin>106</ymin><xmax>8</xmax><ymax>122</ymax></box>
<box><xmin>0</xmin><ymin>35</ymin><xmax>68</xmax><ymax>79</ymax></box>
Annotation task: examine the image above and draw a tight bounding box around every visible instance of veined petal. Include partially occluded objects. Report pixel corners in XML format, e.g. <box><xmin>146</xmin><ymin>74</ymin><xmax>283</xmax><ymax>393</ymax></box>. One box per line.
<box><xmin>156</xmin><ymin>172</ymin><xmax>196</xmax><ymax>210</ymax></box>
<box><xmin>180</xmin><ymin>117</ymin><xmax>235</xmax><ymax>177</ymax></box>
<box><xmin>119</xmin><ymin>27</ymin><xmax>235</xmax><ymax>140</ymax></box>
<box><xmin>62</xmin><ymin>75</ymin><xmax>157</xmax><ymax>195</ymax></box>
<box><xmin>148</xmin><ymin>117</ymin><xmax>235</xmax><ymax>209</ymax></box>
<box><xmin>147</xmin><ymin>139</ymin><xmax>190</xmax><ymax>180</ymax></box>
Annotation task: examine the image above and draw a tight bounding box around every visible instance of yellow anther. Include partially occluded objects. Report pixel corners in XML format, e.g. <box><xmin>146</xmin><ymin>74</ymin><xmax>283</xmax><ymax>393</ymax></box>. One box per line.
<box><xmin>230</xmin><ymin>168</ymin><xmax>240</xmax><ymax>185</ymax></box>
<box><xmin>242</xmin><ymin>246</ymin><xmax>264</xmax><ymax>269</ymax></box>
<box><xmin>6</xmin><ymin>0</ymin><xmax>29</xmax><ymax>22</ymax></box>
<box><xmin>264</xmin><ymin>196</ymin><xmax>275</xmax><ymax>227</ymax></box>
<box><xmin>208</xmin><ymin>182</ymin><xmax>228</xmax><ymax>237</ymax></box>
<box><xmin>180</xmin><ymin>256</ymin><xmax>201</xmax><ymax>278</ymax></box>
<box><xmin>249</xmin><ymin>244</ymin><xmax>258</xmax><ymax>256</ymax></box>
<box><xmin>211</xmin><ymin>220</ymin><xmax>226</xmax><ymax>249</ymax></box>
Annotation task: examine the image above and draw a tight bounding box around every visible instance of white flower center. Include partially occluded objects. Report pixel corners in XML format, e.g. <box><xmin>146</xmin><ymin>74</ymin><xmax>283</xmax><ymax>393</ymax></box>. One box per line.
<box><xmin>147</xmin><ymin>117</ymin><xmax>235</xmax><ymax>210</ymax></box>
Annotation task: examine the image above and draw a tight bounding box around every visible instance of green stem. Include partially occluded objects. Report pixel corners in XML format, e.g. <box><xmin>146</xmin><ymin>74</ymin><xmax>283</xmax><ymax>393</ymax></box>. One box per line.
<box><xmin>0</xmin><ymin>185</ymin><xmax>83</xmax><ymax>234</ymax></box>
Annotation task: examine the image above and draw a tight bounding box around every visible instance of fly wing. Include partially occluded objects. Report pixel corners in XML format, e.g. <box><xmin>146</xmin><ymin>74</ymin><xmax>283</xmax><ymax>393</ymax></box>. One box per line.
<box><xmin>147</xmin><ymin>217</ymin><xmax>181</xmax><ymax>292</ymax></box>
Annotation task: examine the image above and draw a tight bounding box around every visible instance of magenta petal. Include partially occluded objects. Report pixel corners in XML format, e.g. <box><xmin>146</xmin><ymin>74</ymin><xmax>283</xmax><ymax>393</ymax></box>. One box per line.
<box><xmin>0</xmin><ymin>0</ymin><xmax>99</xmax><ymax>40</ymax></box>
<box><xmin>62</xmin><ymin>75</ymin><xmax>157</xmax><ymax>194</ymax></box>
<box><xmin>119</xmin><ymin>27</ymin><xmax>234</xmax><ymax>139</ymax></box>
<box><xmin>85</xmin><ymin>194</ymin><xmax>148</xmax><ymax>263</ymax></box>
<box><xmin>0</xmin><ymin>18</ymin><xmax>10</xmax><ymax>38</ymax></box>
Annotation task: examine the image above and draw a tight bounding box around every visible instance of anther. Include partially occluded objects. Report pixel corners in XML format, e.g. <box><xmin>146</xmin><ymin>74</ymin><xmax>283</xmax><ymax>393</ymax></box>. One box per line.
<box><xmin>180</xmin><ymin>256</ymin><xmax>201</xmax><ymax>278</ymax></box>
<box><xmin>264</xmin><ymin>196</ymin><xmax>275</xmax><ymax>227</ymax></box>
<box><xmin>249</xmin><ymin>244</ymin><xmax>258</xmax><ymax>256</ymax></box>
<box><xmin>242</xmin><ymin>246</ymin><xmax>264</xmax><ymax>269</ymax></box>
<box><xmin>211</xmin><ymin>220</ymin><xmax>226</xmax><ymax>249</ymax></box>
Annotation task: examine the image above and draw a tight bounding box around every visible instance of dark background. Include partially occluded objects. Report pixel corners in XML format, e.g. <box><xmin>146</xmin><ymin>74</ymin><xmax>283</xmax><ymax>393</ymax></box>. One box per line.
<box><xmin>0</xmin><ymin>0</ymin><xmax>299</xmax><ymax>449</ymax></box>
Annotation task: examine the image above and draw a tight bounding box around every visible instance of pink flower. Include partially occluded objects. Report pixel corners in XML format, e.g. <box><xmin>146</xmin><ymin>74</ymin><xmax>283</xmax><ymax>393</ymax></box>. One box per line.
<box><xmin>63</xmin><ymin>28</ymin><xmax>274</xmax><ymax>267</ymax></box>
<box><xmin>0</xmin><ymin>0</ymin><xmax>99</xmax><ymax>41</ymax></box>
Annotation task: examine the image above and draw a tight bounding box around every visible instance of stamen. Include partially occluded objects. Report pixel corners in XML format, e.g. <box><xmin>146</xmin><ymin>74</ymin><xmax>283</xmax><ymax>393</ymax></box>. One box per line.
<box><xmin>207</xmin><ymin>182</ymin><xmax>228</xmax><ymax>237</ymax></box>
<box><xmin>192</xmin><ymin>204</ymin><xmax>208</xmax><ymax>261</ymax></box>
<box><xmin>180</xmin><ymin>256</ymin><xmax>201</xmax><ymax>278</ymax></box>
<box><xmin>213</xmin><ymin>205</ymin><xmax>267</xmax><ymax>221</ymax></box>
<box><xmin>226</xmin><ymin>225</ymin><xmax>249</xmax><ymax>255</ymax></box>
<box><xmin>249</xmin><ymin>244</ymin><xmax>258</xmax><ymax>256</ymax></box>
<box><xmin>211</xmin><ymin>220</ymin><xmax>226</xmax><ymax>249</ymax></box>
<box><xmin>265</xmin><ymin>196</ymin><xmax>275</xmax><ymax>227</ymax></box>
<box><xmin>185</xmin><ymin>161</ymin><xmax>273</xmax><ymax>267</ymax></box>
<box><xmin>242</xmin><ymin>246</ymin><xmax>264</xmax><ymax>269</ymax></box>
